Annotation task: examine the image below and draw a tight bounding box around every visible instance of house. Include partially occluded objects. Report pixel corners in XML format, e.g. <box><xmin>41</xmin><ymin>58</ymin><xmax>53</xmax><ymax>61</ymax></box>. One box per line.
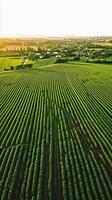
<box><xmin>56</xmin><ymin>55</ymin><xmax>61</xmax><ymax>58</ymax></box>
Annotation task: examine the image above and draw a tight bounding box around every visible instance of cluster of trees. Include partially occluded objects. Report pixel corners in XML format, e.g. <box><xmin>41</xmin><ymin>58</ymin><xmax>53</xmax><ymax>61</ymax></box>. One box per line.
<box><xmin>54</xmin><ymin>58</ymin><xmax>68</xmax><ymax>63</ymax></box>
<box><xmin>91</xmin><ymin>49</ymin><xmax>112</xmax><ymax>59</ymax></box>
<box><xmin>86</xmin><ymin>59</ymin><xmax>112</xmax><ymax>64</ymax></box>
<box><xmin>71</xmin><ymin>55</ymin><xmax>80</xmax><ymax>61</ymax></box>
<box><xmin>3</xmin><ymin>68</ymin><xmax>10</xmax><ymax>71</ymax></box>
<box><xmin>3</xmin><ymin>64</ymin><xmax>33</xmax><ymax>71</ymax></box>
<box><xmin>15</xmin><ymin>63</ymin><xmax>33</xmax><ymax>70</ymax></box>
<box><xmin>3</xmin><ymin>66</ymin><xmax>14</xmax><ymax>71</ymax></box>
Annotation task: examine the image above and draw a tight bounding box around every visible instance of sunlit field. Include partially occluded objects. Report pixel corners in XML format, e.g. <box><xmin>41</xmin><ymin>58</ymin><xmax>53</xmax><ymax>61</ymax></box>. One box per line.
<box><xmin>1</xmin><ymin>61</ymin><xmax>112</xmax><ymax>199</ymax></box>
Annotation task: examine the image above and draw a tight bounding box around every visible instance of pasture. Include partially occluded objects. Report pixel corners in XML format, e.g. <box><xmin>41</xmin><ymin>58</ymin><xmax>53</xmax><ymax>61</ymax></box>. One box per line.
<box><xmin>0</xmin><ymin>57</ymin><xmax>24</xmax><ymax>71</ymax></box>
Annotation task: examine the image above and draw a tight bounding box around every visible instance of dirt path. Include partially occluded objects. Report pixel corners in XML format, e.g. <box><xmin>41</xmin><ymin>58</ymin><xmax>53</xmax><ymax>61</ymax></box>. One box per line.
<box><xmin>23</xmin><ymin>58</ymin><xmax>29</xmax><ymax>65</ymax></box>
<box><xmin>38</xmin><ymin>63</ymin><xmax>57</xmax><ymax>68</ymax></box>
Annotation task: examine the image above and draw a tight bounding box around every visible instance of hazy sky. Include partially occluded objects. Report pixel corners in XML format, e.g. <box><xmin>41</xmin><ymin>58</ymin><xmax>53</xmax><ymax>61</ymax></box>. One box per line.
<box><xmin>0</xmin><ymin>0</ymin><xmax>112</xmax><ymax>37</ymax></box>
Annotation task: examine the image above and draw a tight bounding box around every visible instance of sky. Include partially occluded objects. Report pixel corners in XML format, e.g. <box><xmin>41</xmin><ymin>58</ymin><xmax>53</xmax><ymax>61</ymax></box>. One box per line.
<box><xmin>0</xmin><ymin>0</ymin><xmax>112</xmax><ymax>37</ymax></box>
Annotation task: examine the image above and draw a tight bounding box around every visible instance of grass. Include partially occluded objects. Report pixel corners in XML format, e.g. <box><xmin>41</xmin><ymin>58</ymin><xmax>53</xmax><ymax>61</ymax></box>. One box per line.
<box><xmin>0</xmin><ymin>57</ymin><xmax>24</xmax><ymax>71</ymax></box>
<box><xmin>33</xmin><ymin>57</ymin><xmax>56</xmax><ymax>68</ymax></box>
<box><xmin>0</xmin><ymin>55</ymin><xmax>55</xmax><ymax>72</ymax></box>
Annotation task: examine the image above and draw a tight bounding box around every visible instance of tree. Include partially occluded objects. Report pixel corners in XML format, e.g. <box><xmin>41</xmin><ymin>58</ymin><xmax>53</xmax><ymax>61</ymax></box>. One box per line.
<box><xmin>10</xmin><ymin>66</ymin><xmax>14</xmax><ymax>70</ymax></box>
<box><xmin>54</xmin><ymin>58</ymin><xmax>68</xmax><ymax>63</ymax></box>
<box><xmin>73</xmin><ymin>55</ymin><xmax>80</xmax><ymax>61</ymax></box>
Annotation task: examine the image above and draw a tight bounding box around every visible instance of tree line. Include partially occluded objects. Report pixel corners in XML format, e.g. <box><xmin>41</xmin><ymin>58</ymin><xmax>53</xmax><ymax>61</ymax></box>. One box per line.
<box><xmin>3</xmin><ymin>64</ymin><xmax>33</xmax><ymax>71</ymax></box>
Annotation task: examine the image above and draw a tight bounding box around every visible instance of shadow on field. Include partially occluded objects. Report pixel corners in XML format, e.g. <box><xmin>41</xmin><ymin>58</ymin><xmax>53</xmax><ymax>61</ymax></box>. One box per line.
<box><xmin>41</xmin><ymin>88</ymin><xmax>112</xmax><ymax>179</ymax></box>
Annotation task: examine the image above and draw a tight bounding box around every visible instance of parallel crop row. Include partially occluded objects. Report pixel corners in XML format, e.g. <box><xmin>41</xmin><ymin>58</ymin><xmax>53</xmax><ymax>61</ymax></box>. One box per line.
<box><xmin>0</xmin><ymin>64</ymin><xmax>112</xmax><ymax>200</ymax></box>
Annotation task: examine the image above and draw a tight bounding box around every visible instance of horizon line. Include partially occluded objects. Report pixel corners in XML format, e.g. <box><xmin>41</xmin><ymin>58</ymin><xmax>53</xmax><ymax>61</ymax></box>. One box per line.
<box><xmin>0</xmin><ymin>34</ymin><xmax>112</xmax><ymax>39</ymax></box>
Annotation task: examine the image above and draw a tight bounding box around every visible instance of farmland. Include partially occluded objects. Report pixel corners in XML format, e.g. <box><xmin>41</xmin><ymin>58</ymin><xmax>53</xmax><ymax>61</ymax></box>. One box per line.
<box><xmin>0</xmin><ymin>61</ymin><xmax>112</xmax><ymax>199</ymax></box>
<box><xmin>0</xmin><ymin>57</ymin><xmax>24</xmax><ymax>71</ymax></box>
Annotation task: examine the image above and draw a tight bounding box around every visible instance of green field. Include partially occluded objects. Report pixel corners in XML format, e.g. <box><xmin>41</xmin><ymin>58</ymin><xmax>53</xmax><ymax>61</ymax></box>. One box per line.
<box><xmin>0</xmin><ymin>62</ymin><xmax>112</xmax><ymax>199</ymax></box>
<box><xmin>0</xmin><ymin>57</ymin><xmax>24</xmax><ymax>71</ymax></box>
<box><xmin>33</xmin><ymin>57</ymin><xmax>56</xmax><ymax>68</ymax></box>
